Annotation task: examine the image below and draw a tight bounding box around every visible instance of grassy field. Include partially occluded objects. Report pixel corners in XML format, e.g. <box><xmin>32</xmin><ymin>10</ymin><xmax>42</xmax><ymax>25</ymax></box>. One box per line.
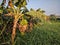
<box><xmin>14</xmin><ymin>22</ymin><xmax>60</xmax><ymax>45</ymax></box>
<box><xmin>0</xmin><ymin>22</ymin><xmax>60</xmax><ymax>45</ymax></box>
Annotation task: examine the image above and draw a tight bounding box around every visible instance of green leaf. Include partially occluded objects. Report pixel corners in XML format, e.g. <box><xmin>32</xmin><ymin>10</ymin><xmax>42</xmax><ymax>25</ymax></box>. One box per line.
<box><xmin>0</xmin><ymin>18</ymin><xmax>3</xmax><ymax>25</ymax></box>
<box><xmin>14</xmin><ymin>0</ymin><xmax>27</xmax><ymax>8</ymax></box>
<box><xmin>13</xmin><ymin>0</ymin><xmax>18</xmax><ymax>4</ymax></box>
<box><xmin>20</xmin><ymin>19</ymin><xmax>28</xmax><ymax>25</ymax></box>
<box><xmin>0</xmin><ymin>8</ymin><xmax>3</xmax><ymax>14</ymax></box>
<box><xmin>22</xmin><ymin>0</ymin><xmax>27</xmax><ymax>6</ymax></box>
<box><xmin>0</xmin><ymin>10</ymin><xmax>3</xmax><ymax>14</ymax></box>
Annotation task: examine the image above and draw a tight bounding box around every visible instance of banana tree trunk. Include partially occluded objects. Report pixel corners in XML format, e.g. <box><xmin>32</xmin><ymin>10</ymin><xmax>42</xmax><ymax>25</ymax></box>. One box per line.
<box><xmin>11</xmin><ymin>18</ymin><xmax>18</xmax><ymax>45</ymax></box>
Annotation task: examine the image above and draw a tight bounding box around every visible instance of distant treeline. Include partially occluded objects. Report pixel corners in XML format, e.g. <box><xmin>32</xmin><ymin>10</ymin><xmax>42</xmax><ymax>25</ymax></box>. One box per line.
<box><xmin>49</xmin><ymin>14</ymin><xmax>60</xmax><ymax>21</ymax></box>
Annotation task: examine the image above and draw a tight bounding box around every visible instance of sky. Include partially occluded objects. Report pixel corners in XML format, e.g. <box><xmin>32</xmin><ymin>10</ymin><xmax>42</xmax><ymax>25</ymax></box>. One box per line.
<box><xmin>26</xmin><ymin>0</ymin><xmax>60</xmax><ymax>15</ymax></box>
<box><xmin>0</xmin><ymin>0</ymin><xmax>60</xmax><ymax>15</ymax></box>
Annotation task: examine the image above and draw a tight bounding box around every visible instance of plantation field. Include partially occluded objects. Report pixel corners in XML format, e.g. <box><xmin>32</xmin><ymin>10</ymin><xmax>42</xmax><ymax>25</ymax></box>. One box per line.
<box><xmin>15</xmin><ymin>22</ymin><xmax>60</xmax><ymax>45</ymax></box>
<box><xmin>0</xmin><ymin>22</ymin><xmax>60</xmax><ymax>45</ymax></box>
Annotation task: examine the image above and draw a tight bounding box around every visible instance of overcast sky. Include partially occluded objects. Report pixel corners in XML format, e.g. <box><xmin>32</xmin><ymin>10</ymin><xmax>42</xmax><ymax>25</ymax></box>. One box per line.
<box><xmin>0</xmin><ymin>0</ymin><xmax>60</xmax><ymax>15</ymax></box>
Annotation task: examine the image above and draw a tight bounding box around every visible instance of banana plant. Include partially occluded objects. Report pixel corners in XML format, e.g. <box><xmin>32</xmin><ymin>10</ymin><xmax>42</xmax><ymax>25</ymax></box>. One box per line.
<box><xmin>0</xmin><ymin>0</ymin><xmax>29</xmax><ymax>45</ymax></box>
<box><xmin>25</xmin><ymin>8</ymin><xmax>48</xmax><ymax>24</ymax></box>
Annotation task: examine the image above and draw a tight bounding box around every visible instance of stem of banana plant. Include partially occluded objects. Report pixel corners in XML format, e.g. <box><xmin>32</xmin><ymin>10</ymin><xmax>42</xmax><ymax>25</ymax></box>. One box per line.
<box><xmin>11</xmin><ymin>14</ymin><xmax>22</xmax><ymax>45</ymax></box>
<box><xmin>11</xmin><ymin>17</ymin><xmax>18</xmax><ymax>45</ymax></box>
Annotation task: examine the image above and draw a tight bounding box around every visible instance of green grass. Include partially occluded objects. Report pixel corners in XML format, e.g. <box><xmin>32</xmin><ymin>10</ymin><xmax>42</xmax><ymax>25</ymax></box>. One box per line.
<box><xmin>15</xmin><ymin>22</ymin><xmax>60</xmax><ymax>45</ymax></box>
<box><xmin>0</xmin><ymin>22</ymin><xmax>60</xmax><ymax>45</ymax></box>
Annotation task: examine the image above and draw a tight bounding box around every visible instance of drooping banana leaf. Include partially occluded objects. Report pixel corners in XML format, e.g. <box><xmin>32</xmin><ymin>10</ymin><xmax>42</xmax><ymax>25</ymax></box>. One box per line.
<box><xmin>0</xmin><ymin>18</ymin><xmax>3</xmax><ymax>25</ymax></box>
<box><xmin>14</xmin><ymin>0</ymin><xmax>27</xmax><ymax>8</ymax></box>
<box><xmin>0</xmin><ymin>6</ymin><xmax>3</xmax><ymax>14</ymax></box>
